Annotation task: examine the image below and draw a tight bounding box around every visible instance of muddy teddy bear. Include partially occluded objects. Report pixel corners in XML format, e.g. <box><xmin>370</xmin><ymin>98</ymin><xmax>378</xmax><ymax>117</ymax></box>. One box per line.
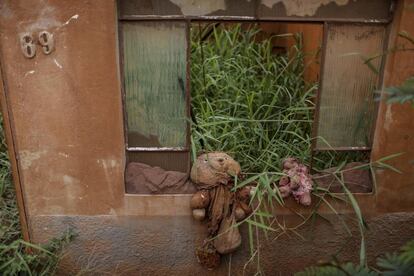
<box><xmin>190</xmin><ymin>152</ymin><xmax>241</xmax><ymax>189</ymax></box>
<box><xmin>190</xmin><ymin>152</ymin><xmax>251</xmax><ymax>269</ymax></box>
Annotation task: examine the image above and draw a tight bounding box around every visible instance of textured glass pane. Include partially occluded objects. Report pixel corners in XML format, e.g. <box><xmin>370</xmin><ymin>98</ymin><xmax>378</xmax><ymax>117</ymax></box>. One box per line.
<box><xmin>316</xmin><ymin>24</ymin><xmax>385</xmax><ymax>149</ymax></box>
<box><xmin>122</xmin><ymin>21</ymin><xmax>187</xmax><ymax>147</ymax></box>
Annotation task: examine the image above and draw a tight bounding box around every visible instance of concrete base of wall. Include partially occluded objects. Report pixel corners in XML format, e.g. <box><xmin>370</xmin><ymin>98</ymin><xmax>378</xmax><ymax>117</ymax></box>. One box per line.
<box><xmin>31</xmin><ymin>213</ymin><xmax>414</xmax><ymax>275</ymax></box>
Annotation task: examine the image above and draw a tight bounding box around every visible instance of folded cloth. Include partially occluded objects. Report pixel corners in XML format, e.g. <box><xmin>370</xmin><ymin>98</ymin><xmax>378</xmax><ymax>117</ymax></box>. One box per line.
<box><xmin>125</xmin><ymin>162</ymin><xmax>196</xmax><ymax>194</ymax></box>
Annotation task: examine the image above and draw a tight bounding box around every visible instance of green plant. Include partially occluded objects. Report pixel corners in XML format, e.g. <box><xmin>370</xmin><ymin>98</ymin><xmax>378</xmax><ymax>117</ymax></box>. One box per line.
<box><xmin>383</xmin><ymin>76</ymin><xmax>414</xmax><ymax>107</ymax></box>
<box><xmin>191</xmin><ymin>23</ymin><xmax>316</xmax><ymax>173</ymax></box>
<box><xmin>381</xmin><ymin>31</ymin><xmax>414</xmax><ymax>107</ymax></box>
<box><xmin>362</xmin><ymin>30</ymin><xmax>414</xmax><ymax>107</ymax></box>
<box><xmin>190</xmin><ymin>23</ymin><xmax>402</xmax><ymax>274</ymax></box>
<box><xmin>296</xmin><ymin>240</ymin><xmax>414</xmax><ymax>276</ymax></box>
<box><xmin>191</xmin><ymin>24</ymin><xmax>321</xmax><ymax>273</ymax></box>
<box><xmin>0</xmin><ymin>230</ymin><xmax>76</xmax><ymax>276</ymax></box>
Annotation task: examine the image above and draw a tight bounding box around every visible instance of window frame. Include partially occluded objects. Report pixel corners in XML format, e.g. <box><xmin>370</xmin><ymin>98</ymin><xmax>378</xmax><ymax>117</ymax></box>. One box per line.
<box><xmin>117</xmin><ymin>0</ymin><xmax>393</xmax><ymax>193</ymax></box>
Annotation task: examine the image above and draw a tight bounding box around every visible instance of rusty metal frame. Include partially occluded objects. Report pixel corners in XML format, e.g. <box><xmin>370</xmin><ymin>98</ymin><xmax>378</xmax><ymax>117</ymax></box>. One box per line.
<box><xmin>311</xmin><ymin>22</ymin><xmax>329</xmax><ymax>155</ymax></box>
<box><xmin>120</xmin><ymin>15</ymin><xmax>392</xmax><ymax>24</ymax></box>
<box><xmin>315</xmin><ymin>147</ymin><xmax>372</xmax><ymax>151</ymax></box>
<box><xmin>185</xmin><ymin>18</ymin><xmax>192</xmax><ymax>174</ymax></box>
<box><xmin>0</xmin><ymin>48</ymin><xmax>31</xmax><ymax>241</ymax></box>
<box><xmin>118</xmin><ymin>3</ymin><xmax>394</xmax><ymax>191</ymax></box>
<box><xmin>127</xmin><ymin>147</ymin><xmax>187</xmax><ymax>152</ymax></box>
<box><xmin>117</xmin><ymin>19</ymin><xmax>133</xmax><ymax>165</ymax></box>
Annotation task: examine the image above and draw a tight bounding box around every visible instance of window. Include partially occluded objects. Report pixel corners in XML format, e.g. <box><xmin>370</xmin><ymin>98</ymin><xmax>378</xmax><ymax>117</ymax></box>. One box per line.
<box><xmin>121</xmin><ymin>20</ymin><xmax>190</xmax><ymax>170</ymax></box>
<box><xmin>118</xmin><ymin>0</ymin><xmax>391</xmax><ymax>194</ymax></box>
<box><xmin>120</xmin><ymin>21</ymin><xmax>192</xmax><ymax>194</ymax></box>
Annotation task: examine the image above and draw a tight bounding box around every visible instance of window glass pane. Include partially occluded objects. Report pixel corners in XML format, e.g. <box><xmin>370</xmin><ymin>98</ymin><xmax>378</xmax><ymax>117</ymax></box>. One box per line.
<box><xmin>122</xmin><ymin>21</ymin><xmax>188</xmax><ymax>148</ymax></box>
<box><xmin>316</xmin><ymin>24</ymin><xmax>385</xmax><ymax>149</ymax></box>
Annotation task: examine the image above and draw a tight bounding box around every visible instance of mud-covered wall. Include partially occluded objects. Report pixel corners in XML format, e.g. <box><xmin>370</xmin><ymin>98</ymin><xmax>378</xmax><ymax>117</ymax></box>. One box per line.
<box><xmin>29</xmin><ymin>213</ymin><xmax>414</xmax><ymax>275</ymax></box>
<box><xmin>371</xmin><ymin>0</ymin><xmax>414</xmax><ymax>212</ymax></box>
<box><xmin>0</xmin><ymin>0</ymin><xmax>414</xmax><ymax>275</ymax></box>
<box><xmin>0</xmin><ymin>0</ymin><xmax>126</xmax><ymax>217</ymax></box>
